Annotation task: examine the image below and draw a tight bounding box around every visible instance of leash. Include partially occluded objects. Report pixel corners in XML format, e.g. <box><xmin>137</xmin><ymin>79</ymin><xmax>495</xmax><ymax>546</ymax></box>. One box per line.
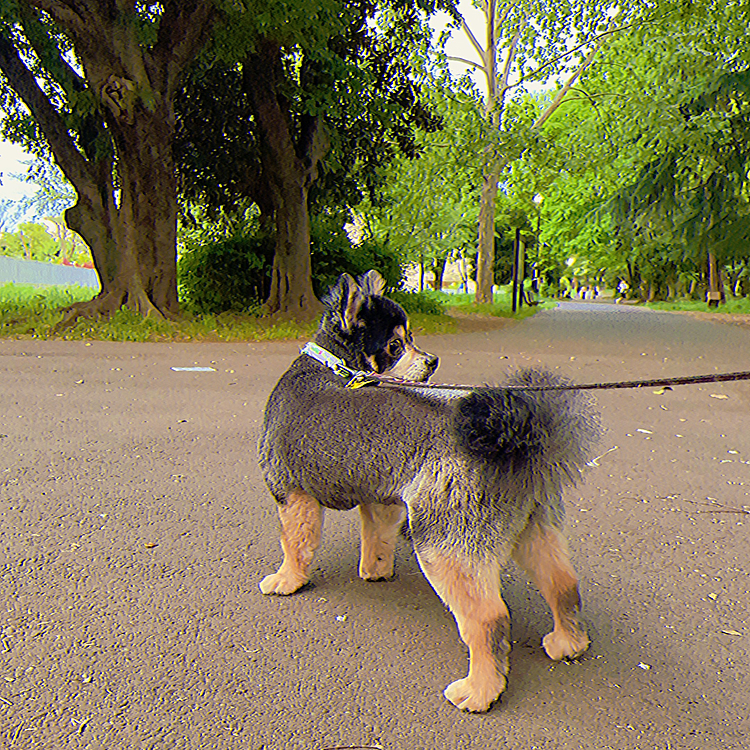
<box><xmin>300</xmin><ymin>342</ymin><xmax>750</xmax><ymax>392</ymax></box>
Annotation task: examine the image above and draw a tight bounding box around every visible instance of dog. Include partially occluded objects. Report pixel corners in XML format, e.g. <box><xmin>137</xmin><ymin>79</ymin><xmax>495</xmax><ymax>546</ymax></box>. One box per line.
<box><xmin>258</xmin><ymin>270</ymin><xmax>600</xmax><ymax>712</ymax></box>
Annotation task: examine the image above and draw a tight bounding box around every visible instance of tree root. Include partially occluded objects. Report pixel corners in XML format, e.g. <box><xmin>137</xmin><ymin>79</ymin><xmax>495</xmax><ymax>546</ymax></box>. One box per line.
<box><xmin>52</xmin><ymin>287</ymin><xmax>176</xmax><ymax>332</ymax></box>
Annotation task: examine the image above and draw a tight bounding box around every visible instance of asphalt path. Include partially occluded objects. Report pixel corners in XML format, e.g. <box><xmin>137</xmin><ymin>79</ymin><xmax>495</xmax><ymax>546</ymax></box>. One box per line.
<box><xmin>1</xmin><ymin>301</ymin><xmax>749</xmax><ymax>750</ymax></box>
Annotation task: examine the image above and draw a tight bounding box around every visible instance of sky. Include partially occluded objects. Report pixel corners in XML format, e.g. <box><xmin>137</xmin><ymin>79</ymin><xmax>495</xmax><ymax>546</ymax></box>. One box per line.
<box><xmin>0</xmin><ymin>141</ymin><xmax>34</xmax><ymax>202</ymax></box>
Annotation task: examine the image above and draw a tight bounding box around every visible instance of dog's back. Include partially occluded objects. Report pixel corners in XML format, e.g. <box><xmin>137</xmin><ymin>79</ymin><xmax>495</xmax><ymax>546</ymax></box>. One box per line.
<box><xmin>259</xmin><ymin>354</ymin><xmax>453</xmax><ymax>510</ymax></box>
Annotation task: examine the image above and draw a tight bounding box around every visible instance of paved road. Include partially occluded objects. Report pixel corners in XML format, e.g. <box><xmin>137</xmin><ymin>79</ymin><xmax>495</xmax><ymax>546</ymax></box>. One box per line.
<box><xmin>1</xmin><ymin>302</ymin><xmax>749</xmax><ymax>750</ymax></box>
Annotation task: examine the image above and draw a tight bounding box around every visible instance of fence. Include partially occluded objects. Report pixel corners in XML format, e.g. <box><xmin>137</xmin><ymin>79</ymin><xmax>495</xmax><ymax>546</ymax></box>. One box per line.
<box><xmin>0</xmin><ymin>255</ymin><xmax>100</xmax><ymax>290</ymax></box>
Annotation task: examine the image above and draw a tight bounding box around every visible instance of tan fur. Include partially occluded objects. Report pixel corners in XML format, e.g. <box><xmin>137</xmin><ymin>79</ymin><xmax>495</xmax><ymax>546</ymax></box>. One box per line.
<box><xmin>259</xmin><ymin>490</ymin><xmax>323</xmax><ymax>595</ymax></box>
<box><xmin>511</xmin><ymin>523</ymin><xmax>590</xmax><ymax>660</ymax></box>
<box><xmin>415</xmin><ymin>549</ymin><xmax>510</xmax><ymax>712</ymax></box>
<box><xmin>358</xmin><ymin>502</ymin><xmax>406</xmax><ymax>580</ymax></box>
<box><xmin>388</xmin><ymin>326</ymin><xmax>435</xmax><ymax>380</ymax></box>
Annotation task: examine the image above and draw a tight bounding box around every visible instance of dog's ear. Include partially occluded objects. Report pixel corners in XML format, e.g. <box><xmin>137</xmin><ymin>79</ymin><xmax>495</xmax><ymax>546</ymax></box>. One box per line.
<box><xmin>323</xmin><ymin>273</ymin><xmax>363</xmax><ymax>331</ymax></box>
<box><xmin>356</xmin><ymin>270</ymin><xmax>386</xmax><ymax>297</ymax></box>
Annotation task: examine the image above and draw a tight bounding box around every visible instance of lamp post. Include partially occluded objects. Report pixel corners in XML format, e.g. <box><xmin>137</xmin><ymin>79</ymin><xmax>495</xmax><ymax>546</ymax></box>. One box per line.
<box><xmin>532</xmin><ymin>194</ymin><xmax>543</xmax><ymax>295</ymax></box>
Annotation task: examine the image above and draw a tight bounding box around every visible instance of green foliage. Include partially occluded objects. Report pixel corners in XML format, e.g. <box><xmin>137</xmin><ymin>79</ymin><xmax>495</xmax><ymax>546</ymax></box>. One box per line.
<box><xmin>0</xmin><ymin>283</ymin><xmax>320</xmax><ymax>341</ymax></box>
<box><xmin>388</xmin><ymin>289</ymin><xmax>446</xmax><ymax>315</ymax></box>
<box><xmin>436</xmin><ymin>288</ymin><xmax>545</xmax><ymax>319</ymax></box>
<box><xmin>177</xmin><ymin>1</ymin><xmax>447</xmax><ymax>222</ymax></box>
<box><xmin>540</xmin><ymin>1</ymin><xmax>750</xmax><ymax>299</ymax></box>
<box><xmin>0</xmin><ymin>283</ymin><xmax>464</xmax><ymax>340</ymax></box>
<box><xmin>309</xmin><ymin>213</ymin><xmax>403</xmax><ymax>296</ymax></box>
<box><xmin>178</xmin><ymin>232</ymin><xmax>274</xmax><ymax>315</ymax></box>
<box><xmin>360</xmin><ymin>82</ymin><xmax>483</xmax><ymax>277</ymax></box>
<box><xmin>0</xmin><ymin>221</ymin><xmax>57</xmax><ymax>261</ymax></box>
<box><xmin>0</xmin><ymin>284</ymin><xmax>94</xmax><ymax>335</ymax></box>
<box><xmin>645</xmin><ymin>297</ymin><xmax>750</xmax><ymax>315</ymax></box>
<box><xmin>177</xmin><ymin>211</ymin><xmax>404</xmax><ymax>315</ymax></box>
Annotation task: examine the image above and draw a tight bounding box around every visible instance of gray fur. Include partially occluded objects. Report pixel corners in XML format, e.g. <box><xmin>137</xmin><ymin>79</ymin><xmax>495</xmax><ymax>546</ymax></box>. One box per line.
<box><xmin>259</xmin><ymin>307</ymin><xmax>600</xmax><ymax>564</ymax></box>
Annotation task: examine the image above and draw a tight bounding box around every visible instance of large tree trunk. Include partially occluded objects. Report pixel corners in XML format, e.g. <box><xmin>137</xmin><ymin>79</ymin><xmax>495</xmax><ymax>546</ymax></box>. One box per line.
<box><xmin>265</xmin><ymin>174</ymin><xmax>318</xmax><ymax>316</ymax></box>
<box><xmin>244</xmin><ymin>43</ymin><xmax>325</xmax><ymax>320</ymax></box>
<box><xmin>0</xmin><ymin>2</ymin><xmax>214</xmax><ymax>322</ymax></box>
<box><xmin>64</xmin><ymin>107</ymin><xmax>180</xmax><ymax>318</ymax></box>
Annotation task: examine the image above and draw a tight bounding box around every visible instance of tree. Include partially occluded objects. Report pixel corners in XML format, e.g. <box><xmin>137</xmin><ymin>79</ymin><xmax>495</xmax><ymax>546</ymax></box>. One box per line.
<box><xmin>359</xmin><ymin>81</ymin><xmax>483</xmax><ymax>290</ymax></box>
<box><xmin>176</xmin><ymin>1</ymin><xmax>446</xmax><ymax>318</ymax></box>
<box><xmin>0</xmin><ymin>1</ymin><xmax>215</xmax><ymax>319</ymax></box>
<box><xmin>2</xmin><ymin>221</ymin><xmax>54</xmax><ymax>260</ymax></box>
<box><xmin>441</xmin><ymin>0</ymin><xmax>647</xmax><ymax>303</ymax></box>
<box><xmin>540</xmin><ymin>0</ymin><xmax>750</xmax><ymax>302</ymax></box>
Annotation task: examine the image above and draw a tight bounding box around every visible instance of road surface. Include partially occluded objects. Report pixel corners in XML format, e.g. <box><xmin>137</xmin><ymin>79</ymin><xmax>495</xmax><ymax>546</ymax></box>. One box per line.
<box><xmin>1</xmin><ymin>301</ymin><xmax>749</xmax><ymax>749</ymax></box>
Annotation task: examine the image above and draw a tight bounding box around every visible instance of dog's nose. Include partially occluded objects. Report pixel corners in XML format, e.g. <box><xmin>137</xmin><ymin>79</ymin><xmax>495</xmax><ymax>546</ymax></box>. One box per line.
<box><xmin>426</xmin><ymin>354</ymin><xmax>439</xmax><ymax>373</ymax></box>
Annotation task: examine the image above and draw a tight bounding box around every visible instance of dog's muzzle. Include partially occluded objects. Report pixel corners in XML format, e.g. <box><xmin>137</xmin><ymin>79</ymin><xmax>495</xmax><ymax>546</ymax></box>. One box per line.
<box><xmin>387</xmin><ymin>347</ymin><xmax>439</xmax><ymax>382</ymax></box>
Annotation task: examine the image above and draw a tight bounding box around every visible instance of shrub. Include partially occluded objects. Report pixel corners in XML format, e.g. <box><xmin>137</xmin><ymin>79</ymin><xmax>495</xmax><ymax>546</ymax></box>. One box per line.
<box><xmin>310</xmin><ymin>214</ymin><xmax>402</xmax><ymax>294</ymax></box>
<box><xmin>388</xmin><ymin>289</ymin><xmax>446</xmax><ymax>315</ymax></box>
<box><xmin>178</xmin><ymin>216</ymin><xmax>404</xmax><ymax>314</ymax></box>
<box><xmin>178</xmin><ymin>233</ymin><xmax>274</xmax><ymax>314</ymax></box>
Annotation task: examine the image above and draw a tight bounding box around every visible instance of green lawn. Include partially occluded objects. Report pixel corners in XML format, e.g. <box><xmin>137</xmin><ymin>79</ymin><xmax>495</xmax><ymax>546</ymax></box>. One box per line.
<box><xmin>645</xmin><ymin>297</ymin><xmax>750</xmax><ymax>315</ymax></box>
<box><xmin>0</xmin><ymin>283</ymin><xmax>545</xmax><ymax>342</ymax></box>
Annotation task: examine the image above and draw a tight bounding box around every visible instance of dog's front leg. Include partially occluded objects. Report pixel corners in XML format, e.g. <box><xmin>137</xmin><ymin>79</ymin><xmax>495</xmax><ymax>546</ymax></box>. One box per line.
<box><xmin>416</xmin><ymin>548</ymin><xmax>509</xmax><ymax>712</ymax></box>
<box><xmin>259</xmin><ymin>490</ymin><xmax>323</xmax><ymax>595</ymax></box>
<box><xmin>358</xmin><ymin>502</ymin><xmax>406</xmax><ymax>580</ymax></box>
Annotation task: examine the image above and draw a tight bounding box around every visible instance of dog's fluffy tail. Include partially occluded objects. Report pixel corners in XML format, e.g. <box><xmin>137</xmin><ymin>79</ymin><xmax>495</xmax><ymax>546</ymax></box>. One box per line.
<box><xmin>452</xmin><ymin>368</ymin><xmax>601</xmax><ymax>492</ymax></box>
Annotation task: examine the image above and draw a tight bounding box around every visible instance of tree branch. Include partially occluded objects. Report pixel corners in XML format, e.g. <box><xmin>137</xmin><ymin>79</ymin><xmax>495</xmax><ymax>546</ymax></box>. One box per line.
<box><xmin>498</xmin><ymin>31</ymin><xmax>520</xmax><ymax>92</ymax></box>
<box><xmin>18</xmin><ymin>4</ymin><xmax>86</xmax><ymax>98</ymax></box>
<box><xmin>152</xmin><ymin>0</ymin><xmax>216</xmax><ymax>97</ymax></box>
<box><xmin>0</xmin><ymin>32</ymin><xmax>92</xmax><ymax>192</ymax></box>
<box><xmin>446</xmin><ymin>55</ymin><xmax>484</xmax><ymax>71</ymax></box>
<box><xmin>24</xmin><ymin>0</ymin><xmax>95</xmax><ymax>45</ymax></box>
<box><xmin>455</xmin><ymin>12</ymin><xmax>486</xmax><ymax>69</ymax></box>
<box><xmin>532</xmin><ymin>34</ymin><xmax>607</xmax><ymax>130</ymax></box>
<box><xmin>515</xmin><ymin>14</ymin><xmax>650</xmax><ymax>91</ymax></box>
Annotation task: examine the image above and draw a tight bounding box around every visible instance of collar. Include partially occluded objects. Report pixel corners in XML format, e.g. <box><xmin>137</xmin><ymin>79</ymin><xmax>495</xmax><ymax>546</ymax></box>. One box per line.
<box><xmin>300</xmin><ymin>342</ymin><xmax>378</xmax><ymax>389</ymax></box>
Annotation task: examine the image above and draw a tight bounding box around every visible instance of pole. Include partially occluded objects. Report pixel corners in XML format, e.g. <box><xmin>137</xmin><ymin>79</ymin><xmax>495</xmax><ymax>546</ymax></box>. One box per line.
<box><xmin>512</xmin><ymin>227</ymin><xmax>520</xmax><ymax>312</ymax></box>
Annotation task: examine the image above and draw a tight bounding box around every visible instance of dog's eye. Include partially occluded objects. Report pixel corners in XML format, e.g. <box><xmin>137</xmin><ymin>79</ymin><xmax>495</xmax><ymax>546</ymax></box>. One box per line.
<box><xmin>388</xmin><ymin>340</ymin><xmax>404</xmax><ymax>357</ymax></box>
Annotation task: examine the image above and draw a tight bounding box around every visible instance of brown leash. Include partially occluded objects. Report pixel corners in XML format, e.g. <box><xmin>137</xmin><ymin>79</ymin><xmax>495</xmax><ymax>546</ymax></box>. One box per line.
<box><xmin>372</xmin><ymin>369</ymin><xmax>750</xmax><ymax>392</ymax></box>
<box><xmin>301</xmin><ymin>342</ymin><xmax>750</xmax><ymax>393</ymax></box>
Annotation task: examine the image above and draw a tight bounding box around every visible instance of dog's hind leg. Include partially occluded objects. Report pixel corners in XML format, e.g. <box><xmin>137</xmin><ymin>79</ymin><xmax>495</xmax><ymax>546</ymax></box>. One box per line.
<box><xmin>511</xmin><ymin>522</ymin><xmax>590</xmax><ymax>660</ymax></box>
<box><xmin>415</xmin><ymin>547</ymin><xmax>510</xmax><ymax>712</ymax></box>
<box><xmin>259</xmin><ymin>490</ymin><xmax>323</xmax><ymax>595</ymax></box>
<box><xmin>358</xmin><ymin>502</ymin><xmax>406</xmax><ymax>581</ymax></box>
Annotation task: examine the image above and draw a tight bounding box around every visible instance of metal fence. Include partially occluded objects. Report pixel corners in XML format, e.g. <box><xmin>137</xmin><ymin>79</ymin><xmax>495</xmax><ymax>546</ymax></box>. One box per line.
<box><xmin>0</xmin><ymin>255</ymin><xmax>100</xmax><ymax>289</ymax></box>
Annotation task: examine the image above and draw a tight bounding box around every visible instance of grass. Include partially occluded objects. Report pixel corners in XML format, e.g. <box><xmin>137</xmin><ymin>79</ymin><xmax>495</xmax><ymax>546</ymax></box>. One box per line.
<box><xmin>435</xmin><ymin>287</ymin><xmax>554</xmax><ymax>320</ymax></box>
<box><xmin>645</xmin><ymin>297</ymin><xmax>750</xmax><ymax>315</ymax></box>
<box><xmin>0</xmin><ymin>283</ymin><xmax>318</xmax><ymax>342</ymax></box>
<box><xmin>0</xmin><ymin>282</ymin><xmax>542</xmax><ymax>342</ymax></box>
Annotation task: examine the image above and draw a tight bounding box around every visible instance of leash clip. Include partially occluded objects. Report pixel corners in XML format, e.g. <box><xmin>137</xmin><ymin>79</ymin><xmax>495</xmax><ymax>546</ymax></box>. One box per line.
<box><xmin>343</xmin><ymin>371</ymin><xmax>379</xmax><ymax>389</ymax></box>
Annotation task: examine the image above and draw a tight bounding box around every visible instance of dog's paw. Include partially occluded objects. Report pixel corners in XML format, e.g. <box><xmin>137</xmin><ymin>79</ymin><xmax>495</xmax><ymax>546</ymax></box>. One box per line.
<box><xmin>443</xmin><ymin>675</ymin><xmax>506</xmax><ymax>713</ymax></box>
<box><xmin>359</xmin><ymin>554</ymin><xmax>395</xmax><ymax>581</ymax></box>
<box><xmin>542</xmin><ymin>628</ymin><xmax>590</xmax><ymax>661</ymax></box>
<box><xmin>259</xmin><ymin>572</ymin><xmax>307</xmax><ymax>595</ymax></box>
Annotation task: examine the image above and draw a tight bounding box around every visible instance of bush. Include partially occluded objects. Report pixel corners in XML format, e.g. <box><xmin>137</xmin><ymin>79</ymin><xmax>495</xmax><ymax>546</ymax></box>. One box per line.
<box><xmin>310</xmin><ymin>214</ymin><xmax>402</xmax><ymax>295</ymax></box>
<box><xmin>388</xmin><ymin>289</ymin><xmax>446</xmax><ymax>315</ymax></box>
<box><xmin>178</xmin><ymin>233</ymin><xmax>274</xmax><ymax>314</ymax></box>
<box><xmin>178</xmin><ymin>215</ymin><xmax>405</xmax><ymax>315</ymax></box>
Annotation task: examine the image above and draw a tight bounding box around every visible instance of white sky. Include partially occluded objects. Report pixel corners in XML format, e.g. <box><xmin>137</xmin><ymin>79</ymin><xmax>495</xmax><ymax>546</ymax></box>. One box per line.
<box><xmin>0</xmin><ymin>141</ymin><xmax>33</xmax><ymax>201</ymax></box>
<box><xmin>432</xmin><ymin>3</ymin><xmax>490</xmax><ymax>92</ymax></box>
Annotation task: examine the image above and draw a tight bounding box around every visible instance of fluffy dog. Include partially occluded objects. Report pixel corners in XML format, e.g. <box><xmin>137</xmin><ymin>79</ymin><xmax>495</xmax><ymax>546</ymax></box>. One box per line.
<box><xmin>258</xmin><ymin>270</ymin><xmax>600</xmax><ymax>712</ymax></box>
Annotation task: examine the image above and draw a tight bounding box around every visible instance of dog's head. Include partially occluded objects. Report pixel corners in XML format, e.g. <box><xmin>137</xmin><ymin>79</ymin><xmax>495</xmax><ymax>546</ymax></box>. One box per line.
<box><xmin>320</xmin><ymin>270</ymin><xmax>439</xmax><ymax>382</ymax></box>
